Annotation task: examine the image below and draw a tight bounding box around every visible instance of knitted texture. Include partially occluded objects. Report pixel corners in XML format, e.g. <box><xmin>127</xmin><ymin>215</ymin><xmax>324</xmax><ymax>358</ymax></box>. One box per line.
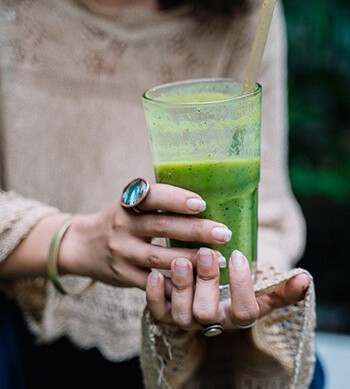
<box><xmin>141</xmin><ymin>268</ymin><xmax>316</xmax><ymax>389</ymax></box>
<box><xmin>0</xmin><ymin>191</ymin><xmax>58</xmax><ymax>261</ymax></box>
<box><xmin>0</xmin><ymin>0</ymin><xmax>310</xmax><ymax>369</ymax></box>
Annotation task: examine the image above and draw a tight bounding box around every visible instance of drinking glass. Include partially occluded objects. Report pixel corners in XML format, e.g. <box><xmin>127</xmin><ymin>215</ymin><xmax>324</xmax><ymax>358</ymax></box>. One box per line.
<box><xmin>142</xmin><ymin>78</ymin><xmax>261</xmax><ymax>299</ymax></box>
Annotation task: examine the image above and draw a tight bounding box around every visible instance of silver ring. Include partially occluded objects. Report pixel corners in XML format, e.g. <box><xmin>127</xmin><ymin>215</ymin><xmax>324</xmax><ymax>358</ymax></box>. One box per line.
<box><xmin>202</xmin><ymin>323</ymin><xmax>223</xmax><ymax>337</ymax></box>
<box><xmin>234</xmin><ymin>319</ymin><xmax>257</xmax><ymax>329</ymax></box>
<box><xmin>121</xmin><ymin>178</ymin><xmax>150</xmax><ymax>214</ymax></box>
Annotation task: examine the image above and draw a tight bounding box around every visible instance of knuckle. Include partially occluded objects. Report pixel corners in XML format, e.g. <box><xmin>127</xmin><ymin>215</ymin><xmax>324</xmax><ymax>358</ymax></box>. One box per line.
<box><xmin>197</xmin><ymin>267</ymin><xmax>219</xmax><ymax>280</ymax></box>
<box><xmin>112</xmin><ymin>210</ymin><xmax>129</xmax><ymax>231</ymax></box>
<box><xmin>231</xmin><ymin>278</ymin><xmax>250</xmax><ymax>290</ymax></box>
<box><xmin>193</xmin><ymin>303</ymin><xmax>219</xmax><ymax>323</ymax></box>
<box><xmin>147</xmin><ymin>252</ymin><xmax>163</xmax><ymax>268</ymax></box>
<box><xmin>110</xmin><ymin>263</ymin><xmax>122</xmax><ymax>280</ymax></box>
<box><xmin>189</xmin><ymin>219</ymin><xmax>203</xmax><ymax>240</ymax></box>
<box><xmin>172</xmin><ymin>313</ymin><xmax>192</xmax><ymax>328</ymax></box>
<box><xmin>233</xmin><ymin>306</ymin><xmax>259</xmax><ymax>324</ymax></box>
<box><xmin>151</xmin><ymin>215</ymin><xmax>168</xmax><ymax>236</ymax></box>
<box><xmin>173</xmin><ymin>279</ymin><xmax>192</xmax><ymax>291</ymax></box>
<box><xmin>107</xmin><ymin>235</ymin><xmax>122</xmax><ymax>256</ymax></box>
<box><xmin>152</xmin><ymin>310</ymin><xmax>166</xmax><ymax>322</ymax></box>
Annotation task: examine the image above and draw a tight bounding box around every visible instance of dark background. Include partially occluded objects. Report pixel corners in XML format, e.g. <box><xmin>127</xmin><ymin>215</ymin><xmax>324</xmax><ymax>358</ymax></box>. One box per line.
<box><xmin>283</xmin><ymin>0</ymin><xmax>350</xmax><ymax>334</ymax></box>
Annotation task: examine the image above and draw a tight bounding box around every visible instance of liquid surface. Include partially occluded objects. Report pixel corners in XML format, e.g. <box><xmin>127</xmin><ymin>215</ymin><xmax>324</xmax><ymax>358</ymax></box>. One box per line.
<box><xmin>158</xmin><ymin>92</ymin><xmax>234</xmax><ymax>103</ymax></box>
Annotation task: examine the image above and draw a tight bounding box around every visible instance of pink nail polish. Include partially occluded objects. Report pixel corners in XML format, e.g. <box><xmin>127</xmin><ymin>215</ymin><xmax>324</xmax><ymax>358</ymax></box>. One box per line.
<box><xmin>199</xmin><ymin>247</ymin><xmax>213</xmax><ymax>266</ymax></box>
<box><xmin>230</xmin><ymin>250</ymin><xmax>246</xmax><ymax>269</ymax></box>
<box><xmin>218</xmin><ymin>255</ymin><xmax>227</xmax><ymax>268</ymax></box>
<box><xmin>211</xmin><ymin>227</ymin><xmax>232</xmax><ymax>242</ymax></box>
<box><xmin>175</xmin><ymin>258</ymin><xmax>189</xmax><ymax>276</ymax></box>
<box><xmin>186</xmin><ymin>198</ymin><xmax>206</xmax><ymax>212</ymax></box>
<box><xmin>149</xmin><ymin>270</ymin><xmax>160</xmax><ymax>286</ymax></box>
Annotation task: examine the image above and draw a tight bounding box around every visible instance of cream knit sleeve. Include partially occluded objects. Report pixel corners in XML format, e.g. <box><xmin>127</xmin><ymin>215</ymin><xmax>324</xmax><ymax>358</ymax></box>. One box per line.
<box><xmin>0</xmin><ymin>190</ymin><xmax>58</xmax><ymax>262</ymax></box>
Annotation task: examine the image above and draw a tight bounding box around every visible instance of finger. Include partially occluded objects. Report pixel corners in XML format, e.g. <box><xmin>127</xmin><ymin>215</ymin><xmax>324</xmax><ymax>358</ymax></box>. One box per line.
<box><xmin>138</xmin><ymin>183</ymin><xmax>207</xmax><ymax>214</ymax></box>
<box><xmin>111</xmin><ymin>263</ymin><xmax>151</xmax><ymax>290</ymax></box>
<box><xmin>215</xmin><ymin>251</ymin><xmax>227</xmax><ymax>268</ymax></box>
<box><xmin>114</xmin><ymin>235</ymin><xmax>198</xmax><ymax>270</ymax></box>
<box><xmin>170</xmin><ymin>258</ymin><xmax>195</xmax><ymax>328</ymax></box>
<box><xmin>116</xmin><ymin>238</ymin><xmax>227</xmax><ymax>281</ymax></box>
<box><xmin>257</xmin><ymin>273</ymin><xmax>311</xmax><ymax>317</ymax></box>
<box><xmin>193</xmin><ymin>248</ymin><xmax>222</xmax><ymax>325</ymax></box>
<box><xmin>227</xmin><ymin>250</ymin><xmax>259</xmax><ymax>328</ymax></box>
<box><xmin>133</xmin><ymin>213</ymin><xmax>232</xmax><ymax>245</ymax></box>
<box><xmin>146</xmin><ymin>270</ymin><xmax>172</xmax><ymax>322</ymax></box>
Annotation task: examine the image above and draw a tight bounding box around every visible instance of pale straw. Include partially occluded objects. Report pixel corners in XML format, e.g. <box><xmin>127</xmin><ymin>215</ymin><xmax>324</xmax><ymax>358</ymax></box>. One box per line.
<box><xmin>242</xmin><ymin>0</ymin><xmax>278</xmax><ymax>94</ymax></box>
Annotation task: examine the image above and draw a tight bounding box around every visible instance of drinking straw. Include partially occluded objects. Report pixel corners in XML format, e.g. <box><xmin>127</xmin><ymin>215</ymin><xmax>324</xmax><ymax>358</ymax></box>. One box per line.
<box><xmin>242</xmin><ymin>0</ymin><xmax>277</xmax><ymax>94</ymax></box>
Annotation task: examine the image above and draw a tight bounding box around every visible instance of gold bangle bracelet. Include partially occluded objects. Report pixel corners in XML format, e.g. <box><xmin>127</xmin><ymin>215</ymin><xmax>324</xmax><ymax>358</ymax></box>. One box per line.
<box><xmin>47</xmin><ymin>215</ymin><xmax>96</xmax><ymax>296</ymax></box>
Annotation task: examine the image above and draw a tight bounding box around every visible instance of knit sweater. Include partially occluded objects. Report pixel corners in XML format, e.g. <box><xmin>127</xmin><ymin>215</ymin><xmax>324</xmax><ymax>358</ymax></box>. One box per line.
<box><xmin>0</xmin><ymin>0</ymin><xmax>314</xmax><ymax>387</ymax></box>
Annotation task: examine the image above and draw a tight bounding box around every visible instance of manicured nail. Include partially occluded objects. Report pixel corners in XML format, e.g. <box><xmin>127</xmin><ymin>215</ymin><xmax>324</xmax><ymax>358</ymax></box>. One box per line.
<box><xmin>230</xmin><ymin>250</ymin><xmax>246</xmax><ymax>269</ymax></box>
<box><xmin>186</xmin><ymin>198</ymin><xmax>206</xmax><ymax>212</ymax></box>
<box><xmin>199</xmin><ymin>247</ymin><xmax>213</xmax><ymax>266</ymax></box>
<box><xmin>218</xmin><ymin>255</ymin><xmax>227</xmax><ymax>268</ymax></box>
<box><xmin>149</xmin><ymin>270</ymin><xmax>160</xmax><ymax>286</ymax></box>
<box><xmin>211</xmin><ymin>227</ymin><xmax>232</xmax><ymax>242</ymax></box>
<box><xmin>175</xmin><ymin>258</ymin><xmax>189</xmax><ymax>276</ymax></box>
<box><xmin>298</xmin><ymin>273</ymin><xmax>311</xmax><ymax>290</ymax></box>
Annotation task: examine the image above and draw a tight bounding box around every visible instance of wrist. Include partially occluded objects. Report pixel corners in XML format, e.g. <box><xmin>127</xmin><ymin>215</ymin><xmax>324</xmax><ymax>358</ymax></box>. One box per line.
<box><xmin>47</xmin><ymin>214</ymin><xmax>97</xmax><ymax>295</ymax></box>
<box><xmin>57</xmin><ymin>211</ymin><xmax>109</xmax><ymax>279</ymax></box>
<box><xmin>1</xmin><ymin>213</ymin><xmax>70</xmax><ymax>279</ymax></box>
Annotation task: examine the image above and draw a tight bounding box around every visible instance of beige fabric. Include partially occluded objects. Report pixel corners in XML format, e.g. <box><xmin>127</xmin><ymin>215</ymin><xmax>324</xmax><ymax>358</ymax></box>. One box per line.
<box><xmin>0</xmin><ymin>191</ymin><xmax>58</xmax><ymax>261</ymax></box>
<box><xmin>0</xmin><ymin>0</ymin><xmax>312</xmax><ymax>381</ymax></box>
<box><xmin>141</xmin><ymin>268</ymin><xmax>316</xmax><ymax>389</ymax></box>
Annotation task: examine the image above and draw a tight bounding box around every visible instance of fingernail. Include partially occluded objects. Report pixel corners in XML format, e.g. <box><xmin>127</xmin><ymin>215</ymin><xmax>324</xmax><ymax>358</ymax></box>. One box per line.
<box><xmin>175</xmin><ymin>258</ymin><xmax>189</xmax><ymax>276</ymax></box>
<box><xmin>218</xmin><ymin>255</ymin><xmax>227</xmax><ymax>268</ymax></box>
<box><xmin>149</xmin><ymin>270</ymin><xmax>160</xmax><ymax>286</ymax></box>
<box><xmin>186</xmin><ymin>198</ymin><xmax>206</xmax><ymax>212</ymax></box>
<box><xmin>199</xmin><ymin>247</ymin><xmax>213</xmax><ymax>266</ymax></box>
<box><xmin>299</xmin><ymin>273</ymin><xmax>311</xmax><ymax>290</ymax></box>
<box><xmin>230</xmin><ymin>250</ymin><xmax>246</xmax><ymax>269</ymax></box>
<box><xmin>211</xmin><ymin>227</ymin><xmax>232</xmax><ymax>242</ymax></box>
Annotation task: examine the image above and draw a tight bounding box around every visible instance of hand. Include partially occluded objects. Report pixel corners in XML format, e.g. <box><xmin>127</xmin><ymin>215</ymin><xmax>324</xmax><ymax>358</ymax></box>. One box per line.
<box><xmin>59</xmin><ymin>183</ymin><xmax>231</xmax><ymax>289</ymax></box>
<box><xmin>145</xmin><ymin>248</ymin><xmax>311</xmax><ymax>332</ymax></box>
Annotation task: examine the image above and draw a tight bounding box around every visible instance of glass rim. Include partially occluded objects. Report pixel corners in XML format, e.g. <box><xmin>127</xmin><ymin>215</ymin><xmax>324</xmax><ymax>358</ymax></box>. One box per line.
<box><xmin>142</xmin><ymin>78</ymin><xmax>261</xmax><ymax>106</ymax></box>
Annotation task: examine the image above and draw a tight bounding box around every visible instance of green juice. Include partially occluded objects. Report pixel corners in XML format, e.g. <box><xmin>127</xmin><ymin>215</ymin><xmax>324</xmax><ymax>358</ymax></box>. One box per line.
<box><xmin>154</xmin><ymin>157</ymin><xmax>260</xmax><ymax>285</ymax></box>
<box><xmin>143</xmin><ymin>81</ymin><xmax>262</xmax><ymax>287</ymax></box>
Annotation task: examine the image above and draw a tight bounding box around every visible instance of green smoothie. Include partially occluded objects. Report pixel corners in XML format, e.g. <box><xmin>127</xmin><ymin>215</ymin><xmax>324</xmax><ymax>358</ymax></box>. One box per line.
<box><xmin>143</xmin><ymin>79</ymin><xmax>262</xmax><ymax>288</ymax></box>
<box><xmin>154</xmin><ymin>157</ymin><xmax>260</xmax><ymax>285</ymax></box>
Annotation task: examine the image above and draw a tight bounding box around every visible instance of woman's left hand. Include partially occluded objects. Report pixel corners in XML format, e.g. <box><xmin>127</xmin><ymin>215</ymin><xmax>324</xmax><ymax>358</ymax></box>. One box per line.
<box><xmin>145</xmin><ymin>248</ymin><xmax>311</xmax><ymax>332</ymax></box>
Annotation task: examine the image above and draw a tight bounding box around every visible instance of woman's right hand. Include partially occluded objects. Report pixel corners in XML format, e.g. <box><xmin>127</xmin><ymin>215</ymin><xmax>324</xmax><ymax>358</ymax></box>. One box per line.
<box><xmin>145</xmin><ymin>248</ymin><xmax>311</xmax><ymax>332</ymax></box>
<box><xmin>51</xmin><ymin>183</ymin><xmax>231</xmax><ymax>289</ymax></box>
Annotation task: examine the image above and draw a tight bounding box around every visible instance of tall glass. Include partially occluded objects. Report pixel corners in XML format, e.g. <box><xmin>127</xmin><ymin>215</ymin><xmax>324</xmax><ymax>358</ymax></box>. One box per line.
<box><xmin>142</xmin><ymin>78</ymin><xmax>261</xmax><ymax>297</ymax></box>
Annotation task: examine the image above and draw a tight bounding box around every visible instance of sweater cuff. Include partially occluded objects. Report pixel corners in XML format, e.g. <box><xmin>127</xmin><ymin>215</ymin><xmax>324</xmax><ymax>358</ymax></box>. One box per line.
<box><xmin>0</xmin><ymin>191</ymin><xmax>59</xmax><ymax>262</ymax></box>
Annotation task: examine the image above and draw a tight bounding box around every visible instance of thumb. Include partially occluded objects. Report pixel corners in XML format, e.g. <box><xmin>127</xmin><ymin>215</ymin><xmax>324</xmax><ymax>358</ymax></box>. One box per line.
<box><xmin>257</xmin><ymin>273</ymin><xmax>311</xmax><ymax>317</ymax></box>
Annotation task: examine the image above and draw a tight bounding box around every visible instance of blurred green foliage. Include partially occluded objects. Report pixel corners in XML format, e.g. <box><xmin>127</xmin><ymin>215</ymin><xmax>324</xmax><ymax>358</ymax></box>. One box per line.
<box><xmin>283</xmin><ymin>0</ymin><xmax>350</xmax><ymax>202</ymax></box>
